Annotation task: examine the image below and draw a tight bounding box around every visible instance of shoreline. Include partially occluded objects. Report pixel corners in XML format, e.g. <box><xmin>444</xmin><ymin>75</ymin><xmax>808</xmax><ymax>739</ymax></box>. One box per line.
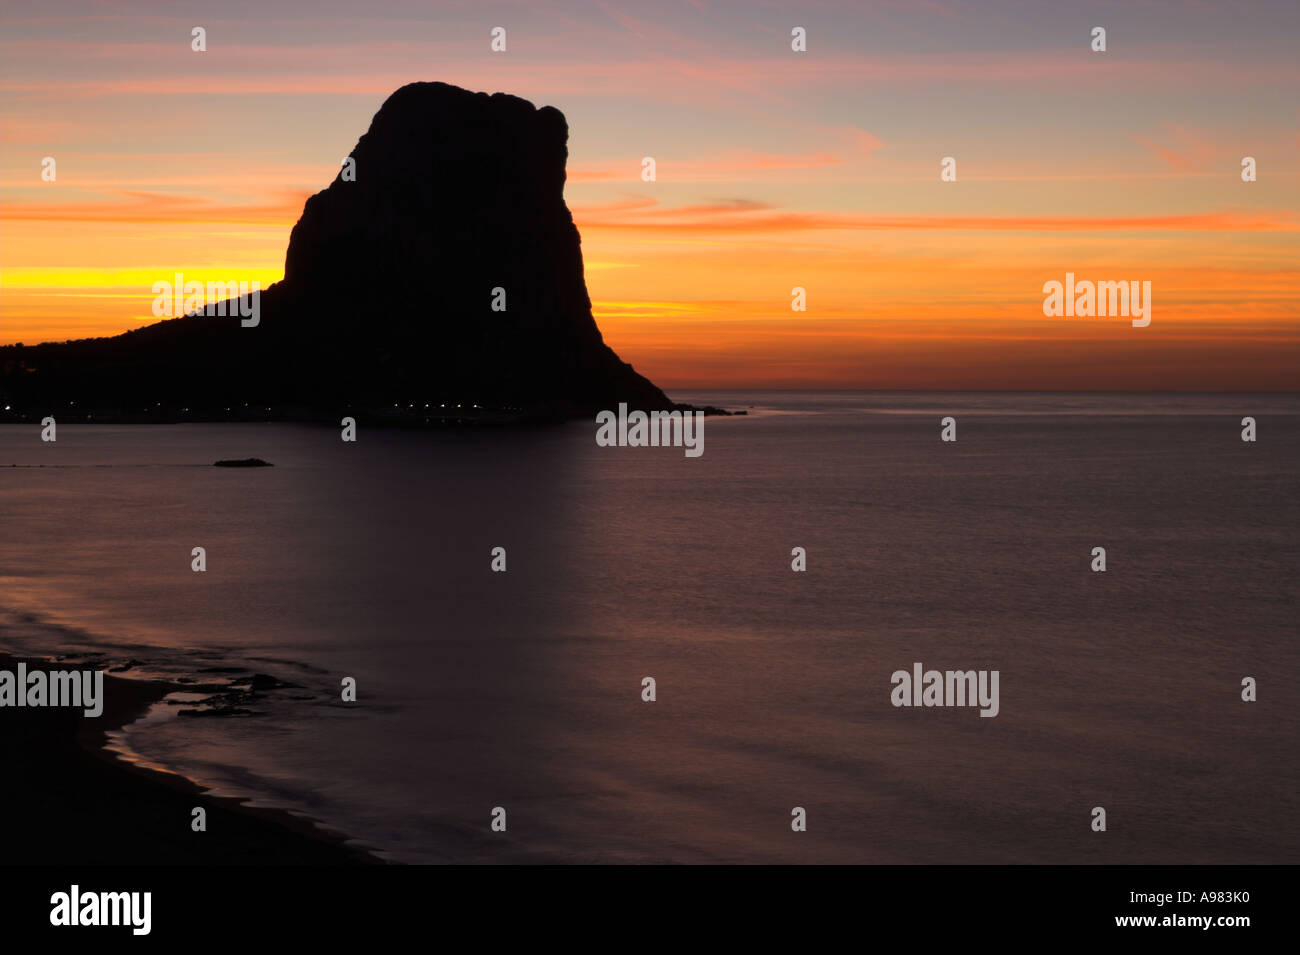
<box><xmin>0</xmin><ymin>651</ymin><xmax>382</xmax><ymax>865</ymax></box>
<box><xmin>0</xmin><ymin>400</ymin><xmax>741</xmax><ymax>426</ymax></box>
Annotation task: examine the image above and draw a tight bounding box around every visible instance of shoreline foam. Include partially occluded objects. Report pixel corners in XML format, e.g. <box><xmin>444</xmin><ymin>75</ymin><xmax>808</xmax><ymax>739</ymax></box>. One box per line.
<box><xmin>0</xmin><ymin>649</ymin><xmax>381</xmax><ymax>865</ymax></box>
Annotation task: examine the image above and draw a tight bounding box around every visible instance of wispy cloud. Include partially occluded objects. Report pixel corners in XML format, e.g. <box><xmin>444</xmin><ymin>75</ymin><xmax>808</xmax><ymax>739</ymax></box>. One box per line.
<box><xmin>0</xmin><ymin>191</ymin><xmax>308</xmax><ymax>224</ymax></box>
<box><xmin>573</xmin><ymin>198</ymin><xmax>1300</xmax><ymax>234</ymax></box>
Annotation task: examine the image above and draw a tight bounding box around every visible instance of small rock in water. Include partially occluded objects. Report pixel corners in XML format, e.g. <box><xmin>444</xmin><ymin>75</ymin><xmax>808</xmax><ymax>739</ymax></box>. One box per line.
<box><xmin>213</xmin><ymin>458</ymin><xmax>273</xmax><ymax>467</ymax></box>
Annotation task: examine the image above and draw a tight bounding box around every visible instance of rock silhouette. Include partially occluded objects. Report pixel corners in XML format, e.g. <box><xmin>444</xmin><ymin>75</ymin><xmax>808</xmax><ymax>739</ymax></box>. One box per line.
<box><xmin>0</xmin><ymin>82</ymin><xmax>673</xmax><ymax>422</ymax></box>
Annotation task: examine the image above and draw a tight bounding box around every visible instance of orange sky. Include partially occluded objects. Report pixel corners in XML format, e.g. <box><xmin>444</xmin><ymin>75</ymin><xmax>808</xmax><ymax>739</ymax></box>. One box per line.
<box><xmin>2</xmin><ymin>0</ymin><xmax>1298</xmax><ymax>390</ymax></box>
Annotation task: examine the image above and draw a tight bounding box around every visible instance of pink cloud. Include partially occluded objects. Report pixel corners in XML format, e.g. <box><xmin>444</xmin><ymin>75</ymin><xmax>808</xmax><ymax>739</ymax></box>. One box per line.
<box><xmin>572</xmin><ymin>198</ymin><xmax>1300</xmax><ymax>234</ymax></box>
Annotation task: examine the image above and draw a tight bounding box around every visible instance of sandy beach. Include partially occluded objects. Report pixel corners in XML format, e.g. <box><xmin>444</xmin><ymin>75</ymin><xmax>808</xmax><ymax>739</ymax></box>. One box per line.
<box><xmin>0</xmin><ymin>651</ymin><xmax>378</xmax><ymax>865</ymax></box>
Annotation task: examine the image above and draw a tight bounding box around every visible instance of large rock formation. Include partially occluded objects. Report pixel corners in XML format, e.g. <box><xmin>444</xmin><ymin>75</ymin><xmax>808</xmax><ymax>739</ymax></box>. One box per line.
<box><xmin>0</xmin><ymin>82</ymin><xmax>673</xmax><ymax>422</ymax></box>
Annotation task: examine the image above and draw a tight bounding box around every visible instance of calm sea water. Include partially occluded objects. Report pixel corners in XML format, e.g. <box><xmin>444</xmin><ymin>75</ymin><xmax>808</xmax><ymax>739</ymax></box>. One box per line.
<box><xmin>1</xmin><ymin>392</ymin><xmax>1297</xmax><ymax>863</ymax></box>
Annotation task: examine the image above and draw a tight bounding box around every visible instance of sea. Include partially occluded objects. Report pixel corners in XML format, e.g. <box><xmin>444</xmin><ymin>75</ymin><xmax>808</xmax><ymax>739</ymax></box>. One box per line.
<box><xmin>1</xmin><ymin>391</ymin><xmax>1297</xmax><ymax>863</ymax></box>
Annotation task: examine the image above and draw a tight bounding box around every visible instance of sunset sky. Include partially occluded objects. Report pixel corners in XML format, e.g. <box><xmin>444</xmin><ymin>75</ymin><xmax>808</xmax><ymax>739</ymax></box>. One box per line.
<box><xmin>1</xmin><ymin>0</ymin><xmax>1297</xmax><ymax>389</ymax></box>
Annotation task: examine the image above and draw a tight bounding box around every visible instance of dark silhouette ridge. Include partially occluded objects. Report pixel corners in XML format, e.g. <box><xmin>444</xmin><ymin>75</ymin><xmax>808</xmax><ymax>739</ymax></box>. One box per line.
<box><xmin>0</xmin><ymin>82</ymin><xmax>678</xmax><ymax>423</ymax></box>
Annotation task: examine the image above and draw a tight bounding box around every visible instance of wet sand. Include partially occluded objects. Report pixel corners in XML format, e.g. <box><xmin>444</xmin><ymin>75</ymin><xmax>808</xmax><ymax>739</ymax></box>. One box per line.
<box><xmin>0</xmin><ymin>652</ymin><xmax>379</xmax><ymax>865</ymax></box>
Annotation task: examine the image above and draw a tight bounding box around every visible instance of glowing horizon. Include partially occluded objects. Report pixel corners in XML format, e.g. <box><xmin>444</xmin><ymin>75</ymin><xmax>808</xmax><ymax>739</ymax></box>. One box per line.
<box><xmin>2</xmin><ymin>0</ymin><xmax>1298</xmax><ymax>389</ymax></box>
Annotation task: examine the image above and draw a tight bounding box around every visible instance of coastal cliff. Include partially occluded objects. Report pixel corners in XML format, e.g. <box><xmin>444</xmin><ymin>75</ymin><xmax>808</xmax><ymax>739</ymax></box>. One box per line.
<box><xmin>0</xmin><ymin>82</ymin><xmax>673</xmax><ymax>423</ymax></box>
